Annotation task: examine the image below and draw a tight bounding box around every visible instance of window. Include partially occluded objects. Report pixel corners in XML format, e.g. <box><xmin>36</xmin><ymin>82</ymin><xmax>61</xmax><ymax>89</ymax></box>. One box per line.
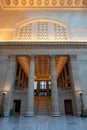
<box><xmin>40</xmin><ymin>81</ymin><xmax>46</xmax><ymax>90</ymax></box>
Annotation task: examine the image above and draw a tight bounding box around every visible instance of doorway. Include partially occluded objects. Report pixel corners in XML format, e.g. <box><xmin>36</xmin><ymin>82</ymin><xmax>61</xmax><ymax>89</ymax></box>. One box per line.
<box><xmin>13</xmin><ymin>100</ymin><xmax>21</xmax><ymax>115</ymax></box>
<box><xmin>64</xmin><ymin>99</ymin><xmax>73</xmax><ymax>115</ymax></box>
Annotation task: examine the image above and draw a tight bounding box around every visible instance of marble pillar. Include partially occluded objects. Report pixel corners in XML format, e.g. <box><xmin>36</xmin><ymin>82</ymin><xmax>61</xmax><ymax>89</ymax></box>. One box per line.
<box><xmin>4</xmin><ymin>56</ymin><xmax>16</xmax><ymax>116</ymax></box>
<box><xmin>25</xmin><ymin>56</ymin><xmax>35</xmax><ymax>116</ymax></box>
<box><xmin>50</xmin><ymin>55</ymin><xmax>60</xmax><ymax>116</ymax></box>
<box><xmin>70</xmin><ymin>55</ymin><xmax>81</xmax><ymax>115</ymax></box>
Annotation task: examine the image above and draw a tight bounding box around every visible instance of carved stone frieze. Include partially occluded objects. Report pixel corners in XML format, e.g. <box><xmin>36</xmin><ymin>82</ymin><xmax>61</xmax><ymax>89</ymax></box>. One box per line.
<box><xmin>0</xmin><ymin>42</ymin><xmax>87</xmax><ymax>49</ymax></box>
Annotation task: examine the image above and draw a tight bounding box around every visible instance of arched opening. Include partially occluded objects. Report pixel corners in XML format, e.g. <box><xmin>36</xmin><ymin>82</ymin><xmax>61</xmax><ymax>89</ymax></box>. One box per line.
<box><xmin>15</xmin><ymin>19</ymin><xmax>71</xmax><ymax>41</ymax></box>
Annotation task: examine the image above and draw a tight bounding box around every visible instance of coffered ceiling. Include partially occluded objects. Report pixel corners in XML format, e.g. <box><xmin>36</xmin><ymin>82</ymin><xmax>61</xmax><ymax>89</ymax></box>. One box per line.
<box><xmin>0</xmin><ymin>0</ymin><xmax>87</xmax><ymax>9</ymax></box>
<box><xmin>18</xmin><ymin>55</ymin><xmax>68</xmax><ymax>80</ymax></box>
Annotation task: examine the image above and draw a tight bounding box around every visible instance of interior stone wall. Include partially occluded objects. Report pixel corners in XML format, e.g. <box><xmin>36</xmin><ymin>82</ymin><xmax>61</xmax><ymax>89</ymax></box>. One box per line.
<box><xmin>13</xmin><ymin>89</ymin><xmax>77</xmax><ymax>115</ymax></box>
<box><xmin>58</xmin><ymin>89</ymin><xmax>76</xmax><ymax>115</ymax></box>
<box><xmin>0</xmin><ymin>56</ymin><xmax>8</xmax><ymax>91</ymax></box>
<box><xmin>77</xmin><ymin>54</ymin><xmax>87</xmax><ymax>110</ymax></box>
<box><xmin>12</xmin><ymin>91</ymin><xmax>27</xmax><ymax>115</ymax></box>
<box><xmin>0</xmin><ymin>56</ymin><xmax>8</xmax><ymax>112</ymax></box>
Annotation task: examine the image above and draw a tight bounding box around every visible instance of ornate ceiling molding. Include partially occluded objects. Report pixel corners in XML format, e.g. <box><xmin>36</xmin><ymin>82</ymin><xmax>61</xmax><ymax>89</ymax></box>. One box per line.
<box><xmin>0</xmin><ymin>0</ymin><xmax>87</xmax><ymax>9</ymax></box>
<box><xmin>0</xmin><ymin>42</ymin><xmax>87</xmax><ymax>49</ymax></box>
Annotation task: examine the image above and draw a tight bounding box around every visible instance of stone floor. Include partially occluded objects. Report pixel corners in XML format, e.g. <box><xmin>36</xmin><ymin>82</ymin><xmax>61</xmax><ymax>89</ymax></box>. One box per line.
<box><xmin>0</xmin><ymin>115</ymin><xmax>87</xmax><ymax>130</ymax></box>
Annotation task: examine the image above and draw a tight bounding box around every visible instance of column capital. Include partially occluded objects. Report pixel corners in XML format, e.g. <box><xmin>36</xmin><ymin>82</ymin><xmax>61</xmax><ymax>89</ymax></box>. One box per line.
<box><xmin>69</xmin><ymin>54</ymin><xmax>77</xmax><ymax>61</ymax></box>
<box><xmin>29</xmin><ymin>55</ymin><xmax>35</xmax><ymax>58</ymax></box>
<box><xmin>8</xmin><ymin>55</ymin><xmax>16</xmax><ymax>61</ymax></box>
<box><xmin>50</xmin><ymin>55</ymin><xmax>56</xmax><ymax>58</ymax></box>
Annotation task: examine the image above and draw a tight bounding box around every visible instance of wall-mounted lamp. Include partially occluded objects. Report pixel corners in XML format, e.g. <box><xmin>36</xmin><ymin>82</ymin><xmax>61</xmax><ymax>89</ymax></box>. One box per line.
<box><xmin>78</xmin><ymin>91</ymin><xmax>82</xmax><ymax>95</ymax></box>
<box><xmin>3</xmin><ymin>91</ymin><xmax>7</xmax><ymax>95</ymax></box>
<box><xmin>0</xmin><ymin>91</ymin><xmax>7</xmax><ymax>117</ymax></box>
<box><xmin>78</xmin><ymin>91</ymin><xmax>84</xmax><ymax>116</ymax></box>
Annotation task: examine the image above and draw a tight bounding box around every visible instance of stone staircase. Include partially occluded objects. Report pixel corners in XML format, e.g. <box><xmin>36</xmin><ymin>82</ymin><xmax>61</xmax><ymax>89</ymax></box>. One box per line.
<box><xmin>34</xmin><ymin>96</ymin><xmax>51</xmax><ymax>115</ymax></box>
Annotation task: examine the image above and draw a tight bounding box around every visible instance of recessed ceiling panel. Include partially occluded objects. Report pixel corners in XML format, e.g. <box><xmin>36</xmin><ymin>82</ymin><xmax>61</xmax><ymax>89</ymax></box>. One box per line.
<box><xmin>0</xmin><ymin>0</ymin><xmax>87</xmax><ymax>9</ymax></box>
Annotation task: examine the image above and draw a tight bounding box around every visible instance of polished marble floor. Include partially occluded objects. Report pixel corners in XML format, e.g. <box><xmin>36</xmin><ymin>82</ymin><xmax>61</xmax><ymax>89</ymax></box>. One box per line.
<box><xmin>0</xmin><ymin>115</ymin><xmax>87</xmax><ymax>130</ymax></box>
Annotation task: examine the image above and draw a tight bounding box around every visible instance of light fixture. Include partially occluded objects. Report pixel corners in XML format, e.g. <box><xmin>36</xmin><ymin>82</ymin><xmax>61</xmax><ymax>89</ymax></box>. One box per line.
<box><xmin>3</xmin><ymin>90</ymin><xmax>7</xmax><ymax>95</ymax></box>
<box><xmin>78</xmin><ymin>91</ymin><xmax>82</xmax><ymax>94</ymax></box>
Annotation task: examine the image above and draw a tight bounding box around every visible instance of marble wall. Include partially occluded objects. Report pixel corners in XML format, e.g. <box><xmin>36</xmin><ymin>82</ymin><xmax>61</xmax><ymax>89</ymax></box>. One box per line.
<box><xmin>13</xmin><ymin>90</ymin><xmax>27</xmax><ymax>115</ymax></box>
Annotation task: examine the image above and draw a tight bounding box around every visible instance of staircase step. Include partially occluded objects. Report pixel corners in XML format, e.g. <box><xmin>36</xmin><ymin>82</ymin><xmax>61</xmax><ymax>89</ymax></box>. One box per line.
<box><xmin>34</xmin><ymin>96</ymin><xmax>51</xmax><ymax>115</ymax></box>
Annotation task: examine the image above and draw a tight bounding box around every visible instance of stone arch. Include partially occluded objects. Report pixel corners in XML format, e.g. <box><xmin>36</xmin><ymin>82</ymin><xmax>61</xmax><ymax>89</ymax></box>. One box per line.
<box><xmin>14</xmin><ymin>18</ymin><xmax>71</xmax><ymax>41</ymax></box>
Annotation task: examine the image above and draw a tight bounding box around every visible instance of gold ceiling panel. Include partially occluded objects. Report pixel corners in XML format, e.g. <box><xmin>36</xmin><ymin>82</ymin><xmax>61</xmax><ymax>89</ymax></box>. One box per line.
<box><xmin>35</xmin><ymin>56</ymin><xmax>50</xmax><ymax>79</ymax></box>
<box><xmin>0</xmin><ymin>0</ymin><xmax>87</xmax><ymax>9</ymax></box>
<box><xmin>56</xmin><ymin>56</ymin><xmax>68</xmax><ymax>79</ymax></box>
<box><xmin>18</xmin><ymin>56</ymin><xmax>68</xmax><ymax>80</ymax></box>
<box><xmin>18</xmin><ymin>56</ymin><xmax>30</xmax><ymax>76</ymax></box>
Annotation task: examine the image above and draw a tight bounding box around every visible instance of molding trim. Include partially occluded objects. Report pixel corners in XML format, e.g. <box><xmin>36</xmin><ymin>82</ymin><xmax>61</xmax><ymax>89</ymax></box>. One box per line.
<box><xmin>0</xmin><ymin>41</ymin><xmax>87</xmax><ymax>49</ymax></box>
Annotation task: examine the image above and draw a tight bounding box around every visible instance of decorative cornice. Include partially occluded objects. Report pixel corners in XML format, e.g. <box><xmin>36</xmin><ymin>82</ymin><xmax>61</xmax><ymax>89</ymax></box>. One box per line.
<box><xmin>0</xmin><ymin>0</ymin><xmax>87</xmax><ymax>9</ymax></box>
<box><xmin>0</xmin><ymin>41</ymin><xmax>87</xmax><ymax>49</ymax></box>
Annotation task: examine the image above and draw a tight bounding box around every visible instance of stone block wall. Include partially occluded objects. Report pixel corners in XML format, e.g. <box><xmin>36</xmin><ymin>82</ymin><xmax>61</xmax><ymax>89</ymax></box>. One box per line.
<box><xmin>58</xmin><ymin>89</ymin><xmax>76</xmax><ymax>115</ymax></box>
<box><xmin>12</xmin><ymin>90</ymin><xmax>27</xmax><ymax>115</ymax></box>
<box><xmin>0</xmin><ymin>56</ymin><xmax>8</xmax><ymax>91</ymax></box>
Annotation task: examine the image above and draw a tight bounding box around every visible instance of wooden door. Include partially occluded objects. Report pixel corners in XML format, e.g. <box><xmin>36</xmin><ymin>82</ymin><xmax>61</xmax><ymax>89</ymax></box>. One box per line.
<box><xmin>64</xmin><ymin>100</ymin><xmax>73</xmax><ymax>115</ymax></box>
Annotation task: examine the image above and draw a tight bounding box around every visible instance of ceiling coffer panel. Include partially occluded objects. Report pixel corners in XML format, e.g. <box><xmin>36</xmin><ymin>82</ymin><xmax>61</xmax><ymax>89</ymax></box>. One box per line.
<box><xmin>0</xmin><ymin>0</ymin><xmax>87</xmax><ymax>9</ymax></box>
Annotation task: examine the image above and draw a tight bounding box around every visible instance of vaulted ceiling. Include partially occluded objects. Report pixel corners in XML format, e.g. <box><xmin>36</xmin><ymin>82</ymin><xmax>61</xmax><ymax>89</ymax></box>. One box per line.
<box><xmin>0</xmin><ymin>0</ymin><xmax>87</xmax><ymax>9</ymax></box>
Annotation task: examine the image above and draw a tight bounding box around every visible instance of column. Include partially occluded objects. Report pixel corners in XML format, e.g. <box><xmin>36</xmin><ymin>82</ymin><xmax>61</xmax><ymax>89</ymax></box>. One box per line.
<box><xmin>25</xmin><ymin>56</ymin><xmax>35</xmax><ymax>116</ymax></box>
<box><xmin>4</xmin><ymin>55</ymin><xmax>16</xmax><ymax>116</ymax></box>
<box><xmin>70</xmin><ymin>55</ymin><xmax>81</xmax><ymax>115</ymax></box>
<box><xmin>50</xmin><ymin>55</ymin><xmax>60</xmax><ymax>116</ymax></box>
